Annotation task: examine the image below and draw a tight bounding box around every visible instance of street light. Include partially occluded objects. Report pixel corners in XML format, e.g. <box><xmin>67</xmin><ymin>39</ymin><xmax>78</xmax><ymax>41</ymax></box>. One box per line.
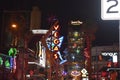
<box><xmin>11</xmin><ymin>24</ymin><xmax>17</xmax><ymax>29</ymax></box>
<box><xmin>11</xmin><ymin>23</ymin><xmax>18</xmax><ymax>46</ymax></box>
<box><xmin>11</xmin><ymin>24</ymin><xmax>18</xmax><ymax>32</ymax></box>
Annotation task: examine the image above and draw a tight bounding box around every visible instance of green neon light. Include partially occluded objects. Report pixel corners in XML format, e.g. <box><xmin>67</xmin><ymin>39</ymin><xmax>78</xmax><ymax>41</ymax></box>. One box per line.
<box><xmin>8</xmin><ymin>48</ymin><xmax>17</xmax><ymax>56</ymax></box>
<box><xmin>76</xmin><ymin>49</ymin><xmax>80</xmax><ymax>54</ymax></box>
<box><xmin>0</xmin><ymin>57</ymin><xmax>3</xmax><ymax>65</ymax></box>
<box><xmin>5</xmin><ymin>60</ymin><xmax>10</xmax><ymax>68</ymax></box>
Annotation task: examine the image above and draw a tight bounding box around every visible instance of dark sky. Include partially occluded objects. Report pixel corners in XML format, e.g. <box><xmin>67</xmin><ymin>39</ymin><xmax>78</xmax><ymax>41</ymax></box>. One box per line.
<box><xmin>0</xmin><ymin>0</ymin><xmax>119</xmax><ymax>46</ymax></box>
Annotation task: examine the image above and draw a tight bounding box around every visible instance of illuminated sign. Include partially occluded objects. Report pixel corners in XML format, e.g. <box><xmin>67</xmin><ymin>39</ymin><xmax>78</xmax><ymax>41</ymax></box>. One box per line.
<box><xmin>32</xmin><ymin>29</ymin><xmax>48</xmax><ymax>34</ymax></box>
<box><xmin>71</xmin><ymin>20</ymin><xmax>83</xmax><ymax>25</ymax></box>
<box><xmin>46</xmin><ymin>36</ymin><xmax>64</xmax><ymax>51</ymax></box>
<box><xmin>10</xmin><ymin>57</ymin><xmax>17</xmax><ymax>73</ymax></box>
<box><xmin>32</xmin><ymin>29</ymin><xmax>55</xmax><ymax>34</ymax></box>
<box><xmin>52</xmin><ymin>24</ymin><xmax>60</xmax><ymax>52</ymax></box>
<box><xmin>71</xmin><ymin>70</ymin><xmax>81</xmax><ymax>76</ymax></box>
<box><xmin>53</xmin><ymin>46</ymin><xmax>59</xmax><ymax>51</ymax></box>
<box><xmin>101</xmin><ymin>52</ymin><xmax>117</xmax><ymax>57</ymax></box>
<box><xmin>5</xmin><ymin>60</ymin><xmax>10</xmax><ymax>69</ymax></box>
<box><xmin>101</xmin><ymin>0</ymin><xmax>120</xmax><ymax>20</ymax></box>
<box><xmin>113</xmin><ymin>55</ymin><xmax>117</xmax><ymax>62</ymax></box>
<box><xmin>53</xmin><ymin>25</ymin><xmax>59</xmax><ymax>30</ymax></box>
<box><xmin>101</xmin><ymin>52</ymin><xmax>118</xmax><ymax>62</ymax></box>
<box><xmin>53</xmin><ymin>53</ymin><xmax>58</xmax><ymax>59</ymax></box>
<box><xmin>81</xmin><ymin>68</ymin><xmax>88</xmax><ymax>77</ymax></box>
<box><xmin>53</xmin><ymin>39</ymin><xmax>60</xmax><ymax>44</ymax></box>
<box><xmin>8</xmin><ymin>48</ymin><xmax>17</xmax><ymax>56</ymax></box>
<box><xmin>46</xmin><ymin>22</ymin><xmax>67</xmax><ymax>64</ymax></box>
<box><xmin>53</xmin><ymin>32</ymin><xmax>59</xmax><ymax>38</ymax></box>
<box><xmin>39</xmin><ymin>45</ymin><xmax>46</xmax><ymax>68</ymax></box>
<box><xmin>37</xmin><ymin>41</ymin><xmax>46</xmax><ymax>68</ymax></box>
<box><xmin>0</xmin><ymin>56</ymin><xmax>14</xmax><ymax>69</ymax></box>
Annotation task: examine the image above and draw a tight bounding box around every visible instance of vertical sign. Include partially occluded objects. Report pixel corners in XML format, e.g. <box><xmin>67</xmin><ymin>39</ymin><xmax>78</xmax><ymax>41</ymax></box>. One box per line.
<box><xmin>101</xmin><ymin>0</ymin><xmax>120</xmax><ymax>20</ymax></box>
<box><xmin>38</xmin><ymin>41</ymin><xmax>46</xmax><ymax>68</ymax></box>
<box><xmin>53</xmin><ymin>25</ymin><xmax>60</xmax><ymax>59</ymax></box>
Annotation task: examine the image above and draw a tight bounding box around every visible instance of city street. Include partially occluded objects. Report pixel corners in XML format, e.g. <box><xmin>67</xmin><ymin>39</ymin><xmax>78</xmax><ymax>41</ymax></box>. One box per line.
<box><xmin>0</xmin><ymin>0</ymin><xmax>119</xmax><ymax>80</ymax></box>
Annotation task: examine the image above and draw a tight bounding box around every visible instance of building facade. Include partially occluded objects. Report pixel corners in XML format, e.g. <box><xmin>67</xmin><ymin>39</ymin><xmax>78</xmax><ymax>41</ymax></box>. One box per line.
<box><xmin>91</xmin><ymin>43</ymin><xmax>119</xmax><ymax>79</ymax></box>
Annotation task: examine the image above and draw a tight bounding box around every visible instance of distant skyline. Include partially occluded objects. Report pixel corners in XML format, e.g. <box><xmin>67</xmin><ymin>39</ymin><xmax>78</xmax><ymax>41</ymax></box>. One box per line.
<box><xmin>0</xmin><ymin>0</ymin><xmax>119</xmax><ymax>46</ymax></box>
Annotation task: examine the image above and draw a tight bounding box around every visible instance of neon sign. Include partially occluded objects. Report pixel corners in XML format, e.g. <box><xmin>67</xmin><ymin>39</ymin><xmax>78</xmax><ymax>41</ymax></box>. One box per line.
<box><xmin>71</xmin><ymin>70</ymin><xmax>81</xmax><ymax>76</ymax></box>
<box><xmin>101</xmin><ymin>52</ymin><xmax>117</xmax><ymax>57</ymax></box>
<box><xmin>101</xmin><ymin>52</ymin><xmax>118</xmax><ymax>62</ymax></box>
<box><xmin>46</xmin><ymin>22</ymin><xmax>67</xmax><ymax>64</ymax></box>
<box><xmin>81</xmin><ymin>68</ymin><xmax>88</xmax><ymax>77</ymax></box>
<box><xmin>37</xmin><ymin>41</ymin><xmax>46</xmax><ymax>68</ymax></box>
<box><xmin>0</xmin><ymin>57</ymin><xmax>3</xmax><ymax>65</ymax></box>
<box><xmin>8</xmin><ymin>48</ymin><xmax>17</xmax><ymax>56</ymax></box>
<box><xmin>71</xmin><ymin>20</ymin><xmax>83</xmax><ymax>25</ymax></box>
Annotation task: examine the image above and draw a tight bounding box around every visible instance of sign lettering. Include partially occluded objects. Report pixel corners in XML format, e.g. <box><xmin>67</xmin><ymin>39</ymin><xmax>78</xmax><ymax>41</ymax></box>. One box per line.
<box><xmin>101</xmin><ymin>52</ymin><xmax>117</xmax><ymax>57</ymax></box>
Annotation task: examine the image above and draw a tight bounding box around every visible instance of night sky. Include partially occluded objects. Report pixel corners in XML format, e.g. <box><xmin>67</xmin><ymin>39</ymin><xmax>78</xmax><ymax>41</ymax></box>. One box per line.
<box><xmin>0</xmin><ymin>0</ymin><xmax>119</xmax><ymax>46</ymax></box>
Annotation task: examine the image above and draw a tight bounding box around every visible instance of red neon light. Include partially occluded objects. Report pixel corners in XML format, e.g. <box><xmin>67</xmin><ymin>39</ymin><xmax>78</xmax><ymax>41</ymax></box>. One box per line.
<box><xmin>53</xmin><ymin>32</ymin><xmax>59</xmax><ymax>38</ymax></box>
<box><xmin>53</xmin><ymin>39</ymin><xmax>60</xmax><ymax>45</ymax></box>
<box><xmin>54</xmin><ymin>53</ymin><xmax>58</xmax><ymax>59</ymax></box>
<box><xmin>54</xmin><ymin>25</ymin><xmax>59</xmax><ymax>30</ymax></box>
<box><xmin>53</xmin><ymin>46</ymin><xmax>59</xmax><ymax>51</ymax></box>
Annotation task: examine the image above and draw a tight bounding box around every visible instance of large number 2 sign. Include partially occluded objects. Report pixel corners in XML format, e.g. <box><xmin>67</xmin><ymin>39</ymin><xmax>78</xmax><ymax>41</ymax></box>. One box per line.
<box><xmin>101</xmin><ymin>0</ymin><xmax>120</xmax><ymax>20</ymax></box>
<box><xmin>107</xmin><ymin>0</ymin><xmax>118</xmax><ymax>13</ymax></box>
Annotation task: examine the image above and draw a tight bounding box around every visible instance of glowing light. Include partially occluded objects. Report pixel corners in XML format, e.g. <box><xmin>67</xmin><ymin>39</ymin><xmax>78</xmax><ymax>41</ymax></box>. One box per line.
<box><xmin>29</xmin><ymin>70</ymin><xmax>34</xmax><ymax>76</ymax></box>
<box><xmin>5</xmin><ymin>60</ymin><xmax>10</xmax><ymax>68</ymax></box>
<box><xmin>53</xmin><ymin>39</ymin><xmax>60</xmax><ymax>45</ymax></box>
<box><xmin>46</xmin><ymin>36</ymin><xmax>64</xmax><ymax>50</ymax></box>
<box><xmin>12</xmin><ymin>24</ymin><xmax>17</xmax><ymax>28</ymax></box>
<box><xmin>53</xmin><ymin>32</ymin><xmax>59</xmax><ymax>38</ymax></box>
<box><xmin>53</xmin><ymin>46</ymin><xmax>59</xmax><ymax>51</ymax></box>
<box><xmin>71</xmin><ymin>70</ymin><xmax>81</xmax><ymax>76</ymax></box>
<box><xmin>73</xmin><ymin>32</ymin><xmax>79</xmax><ymax>37</ymax></box>
<box><xmin>81</xmin><ymin>68</ymin><xmax>88</xmax><ymax>77</ymax></box>
<box><xmin>10</xmin><ymin>57</ymin><xmax>13</xmax><ymax>68</ymax></box>
<box><xmin>54</xmin><ymin>53</ymin><xmax>58</xmax><ymax>59</ymax></box>
<box><xmin>39</xmin><ymin>46</ymin><xmax>46</xmax><ymax>68</ymax></box>
<box><xmin>38</xmin><ymin>41</ymin><xmax>42</xmax><ymax>57</ymax></box>
<box><xmin>8</xmin><ymin>48</ymin><xmax>17</xmax><ymax>56</ymax></box>
<box><xmin>53</xmin><ymin>25</ymin><xmax>59</xmax><ymax>30</ymax></box>
<box><xmin>60</xmin><ymin>59</ymin><xmax>67</xmax><ymax>64</ymax></box>
<box><xmin>62</xmin><ymin>71</ymin><xmax>67</xmax><ymax>76</ymax></box>
<box><xmin>13</xmin><ymin>57</ymin><xmax>16</xmax><ymax>70</ymax></box>
<box><xmin>0</xmin><ymin>57</ymin><xmax>3</xmax><ymax>65</ymax></box>
<box><xmin>45</xmin><ymin>21</ymin><xmax>67</xmax><ymax>64</ymax></box>
<box><xmin>113</xmin><ymin>55</ymin><xmax>118</xmax><ymax>62</ymax></box>
<box><xmin>76</xmin><ymin>49</ymin><xmax>80</xmax><ymax>54</ymax></box>
<box><xmin>71</xmin><ymin>20</ymin><xmax>83</xmax><ymax>25</ymax></box>
<box><xmin>32</xmin><ymin>29</ymin><xmax>48</xmax><ymax>34</ymax></box>
<box><xmin>101</xmin><ymin>52</ymin><xmax>117</xmax><ymax>57</ymax></box>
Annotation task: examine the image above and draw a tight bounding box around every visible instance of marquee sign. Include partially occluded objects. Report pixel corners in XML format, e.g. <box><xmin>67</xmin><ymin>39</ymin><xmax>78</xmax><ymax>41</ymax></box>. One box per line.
<box><xmin>71</xmin><ymin>20</ymin><xmax>83</xmax><ymax>25</ymax></box>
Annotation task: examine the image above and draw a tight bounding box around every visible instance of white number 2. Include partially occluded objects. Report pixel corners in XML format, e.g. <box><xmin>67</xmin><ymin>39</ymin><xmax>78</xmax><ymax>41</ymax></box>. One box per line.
<box><xmin>107</xmin><ymin>0</ymin><xmax>118</xmax><ymax>13</ymax></box>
